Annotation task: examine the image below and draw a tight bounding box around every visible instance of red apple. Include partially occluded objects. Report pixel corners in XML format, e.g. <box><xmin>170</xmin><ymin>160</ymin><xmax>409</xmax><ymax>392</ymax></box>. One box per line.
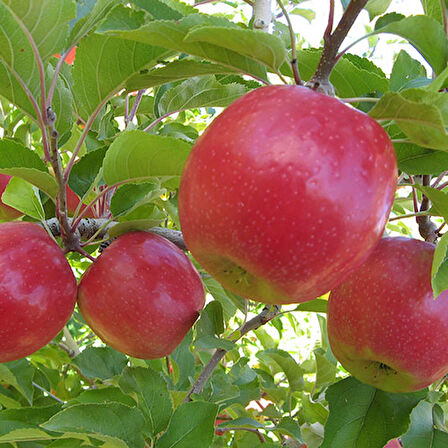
<box><xmin>0</xmin><ymin>222</ymin><xmax>77</xmax><ymax>362</ymax></box>
<box><xmin>179</xmin><ymin>85</ymin><xmax>397</xmax><ymax>304</ymax></box>
<box><xmin>384</xmin><ymin>439</ymin><xmax>401</xmax><ymax>448</ymax></box>
<box><xmin>0</xmin><ymin>174</ymin><xmax>23</xmax><ymax>221</ymax></box>
<box><xmin>77</xmin><ymin>232</ymin><xmax>205</xmax><ymax>359</ymax></box>
<box><xmin>66</xmin><ymin>185</ymin><xmax>96</xmax><ymax>218</ymax></box>
<box><xmin>327</xmin><ymin>237</ymin><xmax>448</xmax><ymax>393</ymax></box>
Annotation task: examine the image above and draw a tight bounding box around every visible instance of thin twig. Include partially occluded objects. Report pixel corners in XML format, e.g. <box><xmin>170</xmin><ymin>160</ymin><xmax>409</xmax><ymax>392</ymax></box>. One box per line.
<box><xmin>276</xmin><ymin>0</ymin><xmax>302</xmax><ymax>85</ymax></box>
<box><xmin>217</xmin><ymin>427</ymin><xmax>266</xmax><ymax>443</ymax></box>
<box><xmin>183</xmin><ymin>306</ymin><xmax>281</xmax><ymax>402</ymax></box>
<box><xmin>47</xmin><ymin>45</ymin><xmax>76</xmax><ymax>108</ymax></box>
<box><xmin>126</xmin><ymin>90</ymin><xmax>146</xmax><ymax>127</ymax></box>
<box><xmin>431</xmin><ymin>171</ymin><xmax>448</xmax><ymax>188</ymax></box>
<box><xmin>342</xmin><ymin>97</ymin><xmax>379</xmax><ymax>103</ymax></box>
<box><xmin>63</xmin><ymin>327</ymin><xmax>81</xmax><ymax>357</ymax></box>
<box><xmin>442</xmin><ymin>0</ymin><xmax>448</xmax><ymax>36</ymax></box>
<box><xmin>32</xmin><ymin>382</ymin><xmax>65</xmax><ymax>404</ymax></box>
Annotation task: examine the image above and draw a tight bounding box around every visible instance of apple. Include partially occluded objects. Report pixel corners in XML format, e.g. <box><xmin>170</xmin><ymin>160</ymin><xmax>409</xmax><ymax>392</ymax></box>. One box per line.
<box><xmin>0</xmin><ymin>174</ymin><xmax>24</xmax><ymax>221</ymax></box>
<box><xmin>77</xmin><ymin>231</ymin><xmax>205</xmax><ymax>359</ymax></box>
<box><xmin>179</xmin><ymin>85</ymin><xmax>397</xmax><ymax>304</ymax></box>
<box><xmin>66</xmin><ymin>185</ymin><xmax>96</xmax><ymax>218</ymax></box>
<box><xmin>327</xmin><ymin>237</ymin><xmax>448</xmax><ymax>393</ymax></box>
<box><xmin>384</xmin><ymin>439</ymin><xmax>401</xmax><ymax>448</ymax></box>
<box><xmin>0</xmin><ymin>222</ymin><xmax>77</xmax><ymax>362</ymax></box>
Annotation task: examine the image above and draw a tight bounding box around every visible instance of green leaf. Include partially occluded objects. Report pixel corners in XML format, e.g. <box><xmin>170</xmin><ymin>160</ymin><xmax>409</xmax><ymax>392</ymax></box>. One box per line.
<box><xmin>418</xmin><ymin>186</ymin><xmax>448</xmax><ymax>222</ymax></box>
<box><xmin>102</xmin><ymin>130</ymin><xmax>191</xmax><ymax>185</ymax></box>
<box><xmin>72</xmin><ymin>33</ymin><xmax>170</xmax><ymax>119</ymax></box>
<box><xmin>134</xmin><ymin>0</ymin><xmax>197</xmax><ymax>19</ymax></box>
<box><xmin>0</xmin><ymin>139</ymin><xmax>58</xmax><ymax>197</ymax></box>
<box><xmin>119</xmin><ymin>366</ymin><xmax>173</xmax><ymax>436</ymax></box>
<box><xmin>314</xmin><ymin>349</ymin><xmax>338</xmax><ymax>389</ymax></box>
<box><xmin>321</xmin><ymin>377</ymin><xmax>426</xmax><ymax>448</ymax></box>
<box><xmin>68</xmin><ymin>147</ymin><xmax>108</xmax><ymax>198</ymax></box>
<box><xmin>257</xmin><ymin>349</ymin><xmax>304</xmax><ymax>392</ymax></box>
<box><xmin>72</xmin><ymin>347</ymin><xmax>128</xmax><ymax>380</ymax></box>
<box><xmin>0</xmin><ymin>405</ymin><xmax>61</xmax><ymax>443</ymax></box>
<box><xmin>203</xmin><ymin>277</ymin><xmax>238</xmax><ymax>322</ymax></box>
<box><xmin>68</xmin><ymin>0</ymin><xmax>122</xmax><ymax>48</ymax></box>
<box><xmin>196</xmin><ymin>301</ymin><xmax>225</xmax><ymax>338</ymax></box>
<box><xmin>369</xmin><ymin>90</ymin><xmax>448</xmax><ymax>150</ymax></box>
<box><xmin>390</xmin><ymin>50</ymin><xmax>427</xmax><ymax>92</ymax></box>
<box><xmin>157</xmin><ymin>76</ymin><xmax>246</xmax><ymax>116</ymax></box>
<box><xmin>184</xmin><ymin>26</ymin><xmax>287</xmax><ymax>72</ymax></box>
<box><xmin>3</xmin><ymin>0</ymin><xmax>76</xmax><ymax>61</ymax></box>
<box><xmin>101</xmin><ymin>15</ymin><xmax>269</xmax><ymax>81</ymax></box>
<box><xmin>107</xmin><ymin>218</ymin><xmax>164</xmax><ymax>238</ymax></box>
<box><xmin>110</xmin><ymin>182</ymin><xmax>162</xmax><ymax>217</ymax></box>
<box><xmin>402</xmin><ymin>400</ymin><xmax>448</xmax><ymax>447</ymax></box>
<box><xmin>274</xmin><ymin>416</ymin><xmax>304</xmax><ymax>442</ymax></box>
<box><xmin>3</xmin><ymin>177</ymin><xmax>45</xmax><ymax>220</ymax></box>
<box><xmin>170</xmin><ymin>331</ymin><xmax>195</xmax><ymax>390</ymax></box>
<box><xmin>69</xmin><ymin>387</ymin><xmax>137</xmax><ymax>408</ymax></box>
<box><xmin>157</xmin><ymin>401</ymin><xmax>218</xmax><ymax>448</ymax></box>
<box><xmin>41</xmin><ymin>403</ymin><xmax>146</xmax><ymax>448</ymax></box>
<box><xmin>0</xmin><ymin>359</ymin><xmax>35</xmax><ymax>405</ymax></box>
<box><xmin>295</xmin><ymin>49</ymin><xmax>388</xmax><ymax>98</ymax></box>
<box><xmin>431</xmin><ymin>232</ymin><xmax>448</xmax><ymax>298</ymax></box>
<box><xmin>421</xmin><ymin>0</ymin><xmax>444</xmax><ymax>25</ymax></box>
<box><xmin>127</xmin><ymin>59</ymin><xmax>238</xmax><ymax>91</ymax></box>
<box><xmin>365</xmin><ymin>0</ymin><xmax>392</xmax><ymax>19</ymax></box>
<box><xmin>375</xmin><ymin>15</ymin><xmax>448</xmax><ymax>74</ymax></box>
<box><xmin>295</xmin><ymin>298</ymin><xmax>328</xmax><ymax>313</ymax></box>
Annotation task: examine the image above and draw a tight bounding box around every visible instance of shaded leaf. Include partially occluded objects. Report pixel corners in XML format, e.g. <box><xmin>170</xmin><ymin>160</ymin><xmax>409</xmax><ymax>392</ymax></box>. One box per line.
<box><xmin>157</xmin><ymin>401</ymin><xmax>218</xmax><ymax>448</ymax></box>
<box><xmin>431</xmin><ymin>232</ymin><xmax>448</xmax><ymax>298</ymax></box>
<box><xmin>158</xmin><ymin>76</ymin><xmax>246</xmax><ymax>116</ymax></box>
<box><xmin>102</xmin><ymin>130</ymin><xmax>191</xmax><ymax>185</ymax></box>
<box><xmin>72</xmin><ymin>347</ymin><xmax>128</xmax><ymax>380</ymax></box>
<box><xmin>3</xmin><ymin>177</ymin><xmax>45</xmax><ymax>220</ymax></box>
<box><xmin>41</xmin><ymin>403</ymin><xmax>146</xmax><ymax>448</ymax></box>
<box><xmin>0</xmin><ymin>359</ymin><xmax>35</xmax><ymax>405</ymax></box>
<box><xmin>119</xmin><ymin>366</ymin><xmax>172</xmax><ymax>436</ymax></box>
<box><xmin>321</xmin><ymin>377</ymin><xmax>426</xmax><ymax>448</ymax></box>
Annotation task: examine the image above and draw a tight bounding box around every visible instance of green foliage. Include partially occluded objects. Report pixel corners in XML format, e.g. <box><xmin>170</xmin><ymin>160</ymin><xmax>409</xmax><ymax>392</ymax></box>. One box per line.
<box><xmin>0</xmin><ymin>1</ymin><xmax>447</xmax><ymax>447</ymax></box>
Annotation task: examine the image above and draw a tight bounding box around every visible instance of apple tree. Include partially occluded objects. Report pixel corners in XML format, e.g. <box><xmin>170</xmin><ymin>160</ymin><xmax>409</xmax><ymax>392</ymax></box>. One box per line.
<box><xmin>0</xmin><ymin>0</ymin><xmax>448</xmax><ymax>447</ymax></box>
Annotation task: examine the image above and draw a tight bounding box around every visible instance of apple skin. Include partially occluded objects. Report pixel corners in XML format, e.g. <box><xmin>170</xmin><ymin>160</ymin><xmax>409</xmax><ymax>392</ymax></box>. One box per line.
<box><xmin>384</xmin><ymin>440</ymin><xmax>401</xmax><ymax>448</ymax></box>
<box><xmin>77</xmin><ymin>231</ymin><xmax>205</xmax><ymax>359</ymax></box>
<box><xmin>327</xmin><ymin>237</ymin><xmax>448</xmax><ymax>393</ymax></box>
<box><xmin>179</xmin><ymin>85</ymin><xmax>397</xmax><ymax>304</ymax></box>
<box><xmin>66</xmin><ymin>185</ymin><xmax>96</xmax><ymax>218</ymax></box>
<box><xmin>0</xmin><ymin>174</ymin><xmax>24</xmax><ymax>221</ymax></box>
<box><xmin>0</xmin><ymin>222</ymin><xmax>77</xmax><ymax>362</ymax></box>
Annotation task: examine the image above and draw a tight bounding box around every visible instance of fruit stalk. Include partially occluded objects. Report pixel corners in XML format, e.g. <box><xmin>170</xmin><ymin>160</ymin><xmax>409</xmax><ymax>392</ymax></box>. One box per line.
<box><xmin>306</xmin><ymin>0</ymin><xmax>369</xmax><ymax>94</ymax></box>
<box><xmin>416</xmin><ymin>175</ymin><xmax>439</xmax><ymax>242</ymax></box>
<box><xmin>183</xmin><ymin>305</ymin><xmax>281</xmax><ymax>402</ymax></box>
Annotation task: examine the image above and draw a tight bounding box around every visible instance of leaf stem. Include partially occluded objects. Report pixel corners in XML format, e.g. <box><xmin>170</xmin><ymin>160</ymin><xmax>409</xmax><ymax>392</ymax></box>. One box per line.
<box><xmin>47</xmin><ymin>45</ymin><xmax>76</xmax><ymax>108</ymax></box>
<box><xmin>126</xmin><ymin>89</ymin><xmax>147</xmax><ymax>127</ymax></box>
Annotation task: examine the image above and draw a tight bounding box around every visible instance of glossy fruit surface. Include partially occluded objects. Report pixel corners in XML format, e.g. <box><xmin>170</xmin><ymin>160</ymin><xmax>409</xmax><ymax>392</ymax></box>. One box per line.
<box><xmin>77</xmin><ymin>232</ymin><xmax>205</xmax><ymax>359</ymax></box>
<box><xmin>179</xmin><ymin>85</ymin><xmax>397</xmax><ymax>304</ymax></box>
<box><xmin>0</xmin><ymin>174</ymin><xmax>24</xmax><ymax>221</ymax></box>
<box><xmin>0</xmin><ymin>222</ymin><xmax>77</xmax><ymax>362</ymax></box>
<box><xmin>328</xmin><ymin>237</ymin><xmax>448</xmax><ymax>393</ymax></box>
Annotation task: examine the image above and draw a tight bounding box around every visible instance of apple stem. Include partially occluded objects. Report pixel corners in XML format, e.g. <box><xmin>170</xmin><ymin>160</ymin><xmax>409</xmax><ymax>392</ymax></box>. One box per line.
<box><xmin>306</xmin><ymin>0</ymin><xmax>369</xmax><ymax>95</ymax></box>
<box><xmin>183</xmin><ymin>305</ymin><xmax>281</xmax><ymax>402</ymax></box>
<box><xmin>276</xmin><ymin>0</ymin><xmax>302</xmax><ymax>85</ymax></box>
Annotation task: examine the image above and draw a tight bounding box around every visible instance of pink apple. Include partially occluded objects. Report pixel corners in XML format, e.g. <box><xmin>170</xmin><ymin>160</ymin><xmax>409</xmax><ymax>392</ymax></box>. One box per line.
<box><xmin>0</xmin><ymin>174</ymin><xmax>23</xmax><ymax>221</ymax></box>
<box><xmin>384</xmin><ymin>439</ymin><xmax>401</xmax><ymax>448</ymax></box>
<box><xmin>179</xmin><ymin>85</ymin><xmax>397</xmax><ymax>304</ymax></box>
<box><xmin>77</xmin><ymin>232</ymin><xmax>205</xmax><ymax>359</ymax></box>
<box><xmin>328</xmin><ymin>237</ymin><xmax>448</xmax><ymax>393</ymax></box>
<box><xmin>0</xmin><ymin>222</ymin><xmax>77</xmax><ymax>362</ymax></box>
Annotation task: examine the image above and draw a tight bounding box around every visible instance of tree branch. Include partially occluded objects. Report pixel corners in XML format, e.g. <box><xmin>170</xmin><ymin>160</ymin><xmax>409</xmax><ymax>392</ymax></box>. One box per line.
<box><xmin>183</xmin><ymin>305</ymin><xmax>281</xmax><ymax>403</ymax></box>
<box><xmin>306</xmin><ymin>0</ymin><xmax>368</xmax><ymax>95</ymax></box>
<box><xmin>416</xmin><ymin>175</ymin><xmax>439</xmax><ymax>243</ymax></box>
<box><xmin>253</xmin><ymin>0</ymin><xmax>272</xmax><ymax>32</ymax></box>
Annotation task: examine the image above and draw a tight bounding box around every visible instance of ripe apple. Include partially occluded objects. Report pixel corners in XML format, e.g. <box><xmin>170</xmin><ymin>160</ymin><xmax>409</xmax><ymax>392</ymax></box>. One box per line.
<box><xmin>0</xmin><ymin>222</ymin><xmax>77</xmax><ymax>362</ymax></box>
<box><xmin>327</xmin><ymin>237</ymin><xmax>448</xmax><ymax>393</ymax></box>
<box><xmin>384</xmin><ymin>439</ymin><xmax>401</xmax><ymax>448</ymax></box>
<box><xmin>77</xmin><ymin>231</ymin><xmax>205</xmax><ymax>359</ymax></box>
<box><xmin>179</xmin><ymin>85</ymin><xmax>397</xmax><ymax>304</ymax></box>
<box><xmin>66</xmin><ymin>185</ymin><xmax>96</xmax><ymax>218</ymax></box>
<box><xmin>0</xmin><ymin>174</ymin><xmax>24</xmax><ymax>221</ymax></box>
